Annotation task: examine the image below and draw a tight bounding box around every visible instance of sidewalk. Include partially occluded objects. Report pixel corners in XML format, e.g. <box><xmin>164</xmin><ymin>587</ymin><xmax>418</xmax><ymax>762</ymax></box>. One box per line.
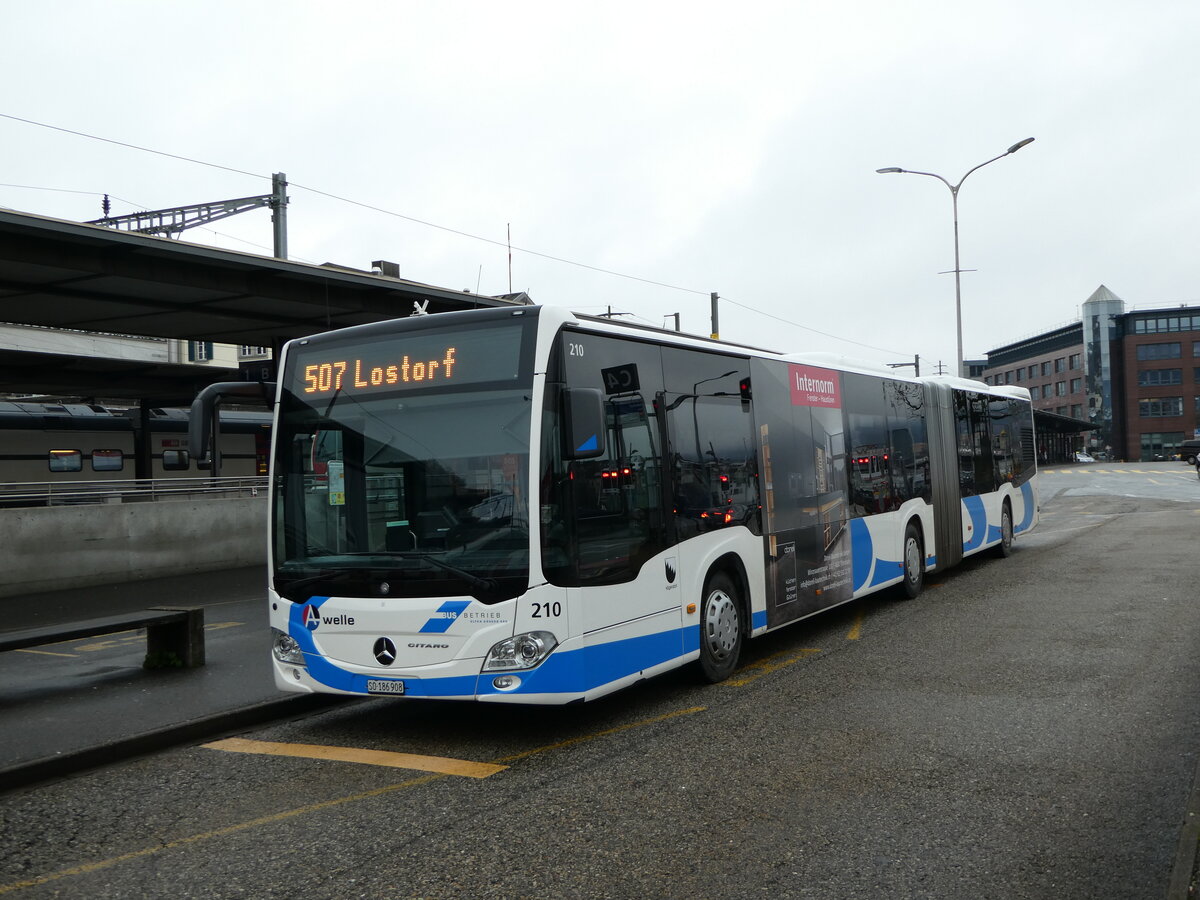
<box><xmin>0</xmin><ymin>566</ymin><xmax>336</xmax><ymax>790</ymax></box>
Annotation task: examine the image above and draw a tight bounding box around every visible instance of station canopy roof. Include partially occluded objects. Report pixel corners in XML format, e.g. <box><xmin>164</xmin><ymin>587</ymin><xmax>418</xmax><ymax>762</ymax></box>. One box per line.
<box><xmin>0</xmin><ymin>208</ymin><xmax>522</xmax><ymax>403</ymax></box>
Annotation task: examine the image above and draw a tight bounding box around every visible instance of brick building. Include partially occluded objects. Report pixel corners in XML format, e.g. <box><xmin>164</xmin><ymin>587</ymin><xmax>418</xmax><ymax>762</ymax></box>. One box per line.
<box><xmin>979</xmin><ymin>286</ymin><xmax>1200</xmax><ymax>461</ymax></box>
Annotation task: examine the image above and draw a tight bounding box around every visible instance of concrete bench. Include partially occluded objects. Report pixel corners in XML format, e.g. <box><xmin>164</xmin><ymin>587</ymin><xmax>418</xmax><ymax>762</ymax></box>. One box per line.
<box><xmin>0</xmin><ymin>606</ymin><xmax>205</xmax><ymax>668</ymax></box>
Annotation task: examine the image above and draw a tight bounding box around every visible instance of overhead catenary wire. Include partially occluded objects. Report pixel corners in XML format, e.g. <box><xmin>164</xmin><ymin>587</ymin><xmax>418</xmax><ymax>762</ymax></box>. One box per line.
<box><xmin>0</xmin><ymin>111</ymin><xmax>929</xmax><ymax>363</ymax></box>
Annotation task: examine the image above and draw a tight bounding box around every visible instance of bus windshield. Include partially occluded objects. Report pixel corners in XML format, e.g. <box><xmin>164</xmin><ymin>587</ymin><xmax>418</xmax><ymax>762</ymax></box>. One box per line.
<box><xmin>272</xmin><ymin>315</ymin><xmax>535</xmax><ymax>604</ymax></box>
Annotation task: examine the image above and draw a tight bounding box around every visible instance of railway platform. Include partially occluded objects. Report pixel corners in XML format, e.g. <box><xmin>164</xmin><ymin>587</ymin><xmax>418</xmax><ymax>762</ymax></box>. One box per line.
<box><xmin>0</xmin><ymin>565</ymin><xmax>335</xmax><ymax>791</ymax></box>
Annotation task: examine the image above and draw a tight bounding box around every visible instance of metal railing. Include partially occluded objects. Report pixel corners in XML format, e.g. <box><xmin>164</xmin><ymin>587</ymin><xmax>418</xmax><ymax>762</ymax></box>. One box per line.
<box><xmin>0</xmin><ymin>476</ymin><xmax>269</xmax><ymax>507</ymax></box>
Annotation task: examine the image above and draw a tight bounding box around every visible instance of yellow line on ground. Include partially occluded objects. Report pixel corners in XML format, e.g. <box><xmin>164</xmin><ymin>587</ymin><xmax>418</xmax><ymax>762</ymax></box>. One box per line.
<box><xmin>0</xmin><ymin>772</ymin><xmax>443</xmax><ymax>896</ymax></box>
<box><xmin>0</xmin><ymin>706</ymin><xmax>706</xmax><ymax>895</ymax></box>
<box><xmin>14</xmin><ymin>648</ymin><xmax>77</xmax><ymax>658</ymax></box>
<box><xmin>846</xmin><ymin>610</ymin><xmax>864</xmax><ymax>641</ymax></box>
<box><xmin>723</xmin><ymin>648</ymin><xmax>820</xmax><ymax>686</ymax></box>
<box><xmin>204</xmin><ymin>622</ymin><xmax>244</xmax><ymax>632</ymax></box>
<box><xmin>202</xmin><ymin>737</ymin><xmax>507</xmax><ymax>778</ymax></box>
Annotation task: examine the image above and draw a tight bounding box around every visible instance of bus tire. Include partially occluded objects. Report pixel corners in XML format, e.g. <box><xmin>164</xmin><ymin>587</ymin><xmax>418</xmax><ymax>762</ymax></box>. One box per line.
<box><xmin>995</xmin><ymin>501</ymin><xmax>1014</xmax><ymax>558</ymax></box>
<box><xmin>698</xmin><ymin>571</ymin><xmax>743</xmax><ymax>683</ymax></box>
<box><xmin>901</xmin><ymin>521</ymin><xmax>924</xmax><ymax>600</ymax></box>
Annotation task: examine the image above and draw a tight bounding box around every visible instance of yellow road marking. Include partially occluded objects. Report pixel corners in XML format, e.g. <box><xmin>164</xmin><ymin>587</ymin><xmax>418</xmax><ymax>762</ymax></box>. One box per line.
<box><xmin>75</xmin><ymin>635</ymin><xmax>142</xmax><ymax>652</ymax></box>
<box><xmin>724</xmin><ymin>648</ymin><xmax>820</xmax><ymax>686</ymax></box>
<box><xmin>846</xmin><ymin>610</ymin><xmax>864</xmax><ymax>640</ymax></box>
<box><xmin>48</xmin><ymin>622</ymin><xmax>245</xmax><ymax>654</ymax></box>
<box><xmin>14</xmin><ymin>648</ymin><xmax>77</xmax><ymax>658</ymax></box>
<box><xmin>0</xmin><ymin>772</ymin><xmax>443</xmax><ymax>896</ymax></box>
<box><xmin>0</xmin><ymin>706</ymin><xmax>705</xmax><ymax>895</ymax></box>
<box><xmin>203</xmin><ymin>738</ymin><xmax>507</xmax><ymax>778</ymax></box>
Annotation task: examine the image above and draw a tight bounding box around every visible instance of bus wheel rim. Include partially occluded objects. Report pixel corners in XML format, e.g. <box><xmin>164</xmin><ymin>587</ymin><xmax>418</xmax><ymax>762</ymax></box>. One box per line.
<box><xmin>704</xmin><ymin>590</ymin><xmax>738</xmax><ymax>658</ymax></box>
<box><xmin>905</xmin><ymin>537</ymin><xmax>921</xmax><ymax>583</ymax></box>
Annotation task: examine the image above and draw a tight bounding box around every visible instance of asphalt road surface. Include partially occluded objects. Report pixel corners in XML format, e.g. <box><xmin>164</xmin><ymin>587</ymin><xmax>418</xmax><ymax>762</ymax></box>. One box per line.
<box><xmin>1</xmin><ymin>462</ymin><xmax>1198</xmax><ymax>899</ymax></box>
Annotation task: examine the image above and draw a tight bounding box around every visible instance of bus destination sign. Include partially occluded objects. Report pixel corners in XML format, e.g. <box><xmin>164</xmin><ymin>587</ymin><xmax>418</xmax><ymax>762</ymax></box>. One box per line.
<box><xmin>301</xmin><ymin>348</ymin><xmax>459</xmax><ymax>395</ymax></box>
<box><xmin>291</xmin><ymin>324</ymin><xmax>525</xmax><ymax>398</ymax></box>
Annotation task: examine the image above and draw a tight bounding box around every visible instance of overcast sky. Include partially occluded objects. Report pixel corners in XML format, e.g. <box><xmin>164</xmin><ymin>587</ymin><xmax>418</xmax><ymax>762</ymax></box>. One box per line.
<box><xmin>3</xmin><ymin>1</ymin><xmax>1199</xmax><ymax>372</ymax></box>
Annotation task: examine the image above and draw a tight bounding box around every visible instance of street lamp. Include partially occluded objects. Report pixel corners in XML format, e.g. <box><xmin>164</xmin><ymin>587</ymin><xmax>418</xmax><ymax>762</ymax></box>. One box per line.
<box><xmin>876</xmin><ymin>137</ymin><xmax>1035</xmax><ymax>377</ymax></box>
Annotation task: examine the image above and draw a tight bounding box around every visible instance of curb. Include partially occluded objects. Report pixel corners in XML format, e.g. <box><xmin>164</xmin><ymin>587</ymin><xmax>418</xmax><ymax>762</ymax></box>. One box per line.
<box><xmin>0</xmin><ymin>694</ymin><xmax>346</xmax><ymax>795</ymax></box>
<box><xmin>1169</xmin><ymin>748</ymin><xmax>1200</xmax><ymax>899</ymax></box>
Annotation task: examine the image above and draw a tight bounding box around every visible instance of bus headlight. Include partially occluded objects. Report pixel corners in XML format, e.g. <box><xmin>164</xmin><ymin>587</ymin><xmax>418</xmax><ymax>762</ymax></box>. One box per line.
<box><xmin>272</xmin><ymin>628</ymin><xmax>306</xmax><ymax>666</ymax></box>
<box><xmin>483</xmin><ymin>631</ymin><xmax>557</xmax><ymax>671</ymax></box>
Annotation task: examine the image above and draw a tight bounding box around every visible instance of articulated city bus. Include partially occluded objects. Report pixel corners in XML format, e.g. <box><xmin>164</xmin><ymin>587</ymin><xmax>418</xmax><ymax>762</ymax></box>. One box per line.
<box><xmin>192</xmin><ymin>305</ymin><xmax>1038</xmax><ymax>703</ymax></box>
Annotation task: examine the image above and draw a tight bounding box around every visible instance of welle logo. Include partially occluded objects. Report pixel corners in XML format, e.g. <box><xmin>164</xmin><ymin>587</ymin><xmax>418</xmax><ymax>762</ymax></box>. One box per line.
<box><xmin>301</xmin><ymin>605</ymin><xmax>354</xmax><ymax>631</ymax></box>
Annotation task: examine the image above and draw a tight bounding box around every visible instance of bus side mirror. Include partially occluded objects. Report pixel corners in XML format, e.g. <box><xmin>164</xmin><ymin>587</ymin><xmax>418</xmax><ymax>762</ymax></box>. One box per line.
<box><xmin>189</xmin><ymin>380</ymin><xmax>276</xmax><ymax>467</ymax></box>
<box><xmin>563</xmin><ymin>388</ymin><xmax>606</xmax><ymax>459</ymax></box>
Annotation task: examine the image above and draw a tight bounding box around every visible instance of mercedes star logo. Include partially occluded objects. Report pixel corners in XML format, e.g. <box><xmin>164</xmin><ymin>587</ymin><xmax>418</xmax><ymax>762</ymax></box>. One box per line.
<box><xmin>373</xmin><ymin>637</ymin><xmax>397</xmax><ymax>666</ymax></box>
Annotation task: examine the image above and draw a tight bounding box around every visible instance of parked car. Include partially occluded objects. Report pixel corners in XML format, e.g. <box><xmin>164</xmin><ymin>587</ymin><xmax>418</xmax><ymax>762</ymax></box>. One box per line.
<box><xmin>1075</xmin><ymin>450</ymin><xmax>1095</xmax><ymax>463</ymax></box>
<box><xmin>1179</xmin><ymin>440</ymin><xmax>1200</xmax><ymax>465</ymax></box>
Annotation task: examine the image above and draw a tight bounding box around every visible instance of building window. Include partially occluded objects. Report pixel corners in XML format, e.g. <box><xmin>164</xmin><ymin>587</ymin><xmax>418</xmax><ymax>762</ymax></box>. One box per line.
<box><xmin>1028</xmin><ymin>365</ymin><xmax>1037</xmax><ymax>379</ymax></box>
<box><xmin>1070</xmin><ymin>377</ymin><xmax>1082</xmax><ymax>393</ymax></box>
<box><xmin>1041</xmin><ymin>361</ymin><xmax>1052</xmax><ymax>376</ymax></box>
<box><xmin>1137</xmin><ymin>317</ymin><xmax>1200</xmax><ymax>334</ymax></box>
<box><xmin>1137</xmin><ymin>342</ymin><xmax>1182</xmax><ymax>361</ymax></box>
<box><xmin>1071</xmin><ymin>404</ymin><xmax>1083</xmax><ymax>418</ymax></box>
<box><xmin>1069</xmin><ymin>353</ymin><xmax>1081</xmax><ymax>370</ymax></box>
<box><xmin>1139</xmin><ymin>397</ymin><xmax>1184</xmax><ymax>417</ymax></box>
<box><xmin>239</xmin><ymin>345</ymin><xmax>269</xmax><ymax>358</ymax></box>
<box><xmin>1015</xmin><ymin>368</ymin><xmax>1024</xmax><ymax>382</ymax></box>
<box><xmin>1055</xmin><ymin>381</ymin><xmax>1067</xmax><ymax>397</ymax></box>
<box><xmin>188</xmin><ymin>340</ymin><xmax>214</xmax><ymax>362</ymax></box>
<box><xmin>1138</xmin><ymin>369</ymin><xmax>1182</xmax><ymax>386</ymax></box>
<box><xmin>1054</xmin><ymin>358</ymin><xmax>1065</xmax><ymax>373</ymax></box>
<box><xmin>1140</xmin><ymin>432</ymin><xmax>1185</xmax><ymax>461</ymax></box>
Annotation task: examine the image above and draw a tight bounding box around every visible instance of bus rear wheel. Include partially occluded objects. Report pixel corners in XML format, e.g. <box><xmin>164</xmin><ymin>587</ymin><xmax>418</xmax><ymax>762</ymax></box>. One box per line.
<box><xmin>901</xmin><ymin>522</ymin><xmax>924</xmax><ymax>600</ymax></box>
<box><xmin>698</xmin><ymin>572</ymin><xmax>743</xmax><ymax>683</ymax></box>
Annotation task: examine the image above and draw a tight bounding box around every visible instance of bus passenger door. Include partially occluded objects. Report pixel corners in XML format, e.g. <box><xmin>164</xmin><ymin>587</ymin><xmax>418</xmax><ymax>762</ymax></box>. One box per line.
<box><xmin>924</xmin><ymin>383</ymin><xmax>962</xmax><ymax>570</ymax></box>
<box><xmin>658</xmin><ymin>354</ymin><xmax>757</xmax><ymax>622</ymax></box>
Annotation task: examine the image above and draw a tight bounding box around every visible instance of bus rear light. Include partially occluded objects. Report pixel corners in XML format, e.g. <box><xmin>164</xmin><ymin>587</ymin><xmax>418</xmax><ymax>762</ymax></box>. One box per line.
<box><xmin>483</xmin><ymin>631</ymin><xmax>557</xmax><ymax>672</ymax></box>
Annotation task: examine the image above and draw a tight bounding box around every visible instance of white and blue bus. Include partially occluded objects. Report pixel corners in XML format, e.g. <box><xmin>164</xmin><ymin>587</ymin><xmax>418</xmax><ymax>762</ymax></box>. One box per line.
<box><xmin>192</xmin><ymin>305</ymin><xmax>1038</xmax><ymax>703</ymax></box>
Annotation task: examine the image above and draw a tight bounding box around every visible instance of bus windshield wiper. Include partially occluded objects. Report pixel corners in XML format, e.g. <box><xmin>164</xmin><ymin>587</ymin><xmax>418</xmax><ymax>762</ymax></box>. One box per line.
<box><xmin>275</xmin><ymin>568</ymin><xmax>356</xmax><ymax>597</ymax></box>
<box><xmin>393</xmin><ymin>552</ymin><xmax>499</xmax><ymax>594</ymax></box>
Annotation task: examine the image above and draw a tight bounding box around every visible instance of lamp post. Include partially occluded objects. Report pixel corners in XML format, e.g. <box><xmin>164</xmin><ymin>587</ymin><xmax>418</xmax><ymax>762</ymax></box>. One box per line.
<box><xmin>876</xmin><ymin>137</ymin><xmax>1034</xmax><ymax>377</ymax></box>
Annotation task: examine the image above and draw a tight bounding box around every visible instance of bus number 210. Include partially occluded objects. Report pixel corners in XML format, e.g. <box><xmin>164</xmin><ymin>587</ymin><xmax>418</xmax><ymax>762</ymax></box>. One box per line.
<box><xmin>531</xmin><ymin>602</ymin><xmax>562</xmax><ymax>618</ymax></box>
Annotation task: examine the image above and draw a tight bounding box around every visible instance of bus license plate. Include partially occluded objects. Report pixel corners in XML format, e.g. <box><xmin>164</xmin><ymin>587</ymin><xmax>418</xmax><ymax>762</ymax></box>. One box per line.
<box><xmin>366</xmin><ymin>679</ymin><xmax>405</xmax><ymax>695</ymax></box>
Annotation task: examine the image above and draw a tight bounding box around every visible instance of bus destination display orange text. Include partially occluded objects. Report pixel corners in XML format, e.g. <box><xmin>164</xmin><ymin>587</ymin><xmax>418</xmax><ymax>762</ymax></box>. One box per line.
<box><xmin>302</xmin><ymin>348</ymin><xmax>457</xmax><ymax>395</ymax></box>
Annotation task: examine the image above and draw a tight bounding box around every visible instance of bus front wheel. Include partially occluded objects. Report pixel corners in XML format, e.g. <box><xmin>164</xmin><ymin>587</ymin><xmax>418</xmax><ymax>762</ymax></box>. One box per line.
<box><xmin>698</xmin><ymin>571</ymin><xmax>743</xmax><ymax>683</ymax></box>
<box><xmin>995</xmin><ymin>501</ymin><xmax>1014</xmax><ymax>558</ymax></box>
